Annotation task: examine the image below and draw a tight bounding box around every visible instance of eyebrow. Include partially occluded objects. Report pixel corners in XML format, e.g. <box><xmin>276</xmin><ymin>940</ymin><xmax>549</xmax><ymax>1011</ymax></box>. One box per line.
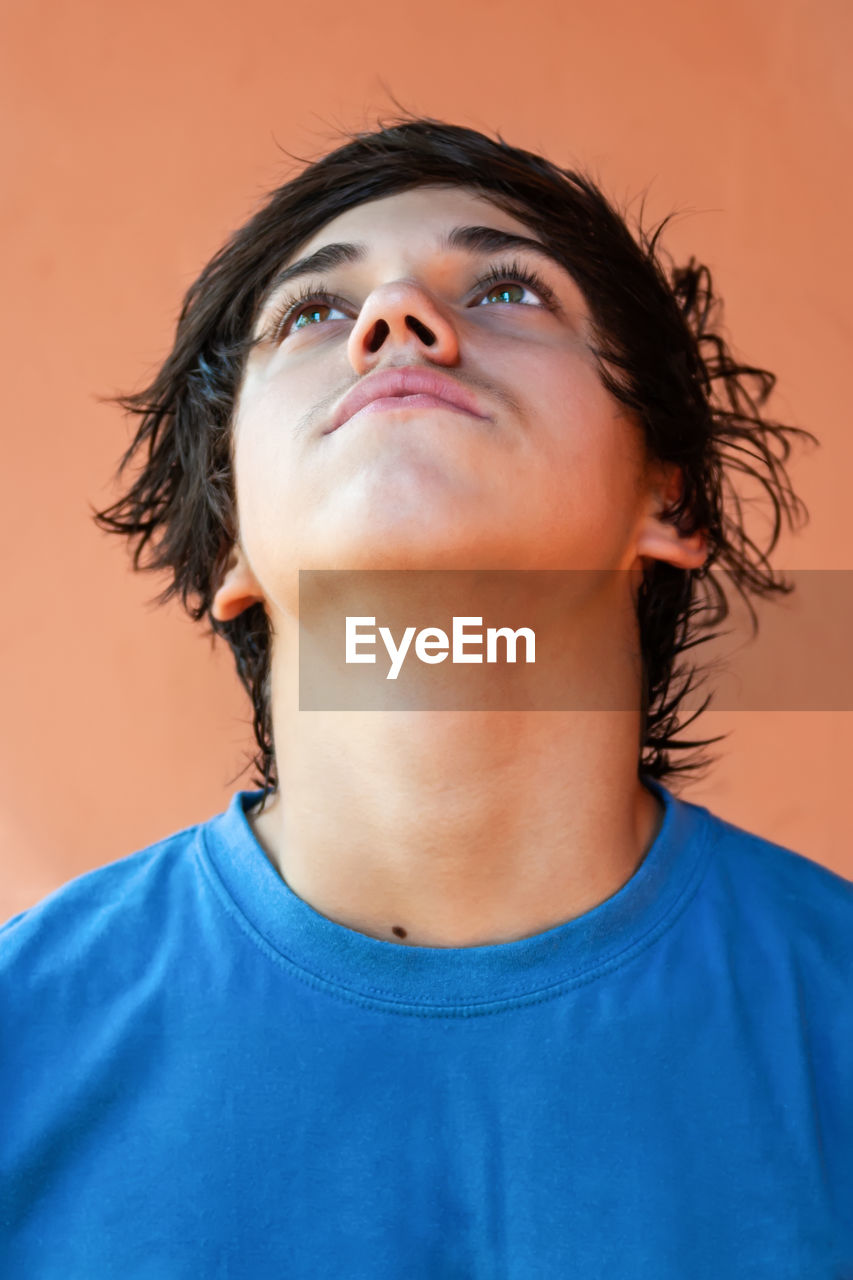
<box><xmin>258</xmin><ymin>225</ymin><xmax>570</xmax><ymax>312</ymax></box>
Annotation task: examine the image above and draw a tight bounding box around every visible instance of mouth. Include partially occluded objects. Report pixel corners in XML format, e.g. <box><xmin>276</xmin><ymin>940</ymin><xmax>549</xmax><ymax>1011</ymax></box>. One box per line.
<box><xmin>324</xmin><ymin>366</ymin><xmax>491</xmax><ymax>435</ymax></box>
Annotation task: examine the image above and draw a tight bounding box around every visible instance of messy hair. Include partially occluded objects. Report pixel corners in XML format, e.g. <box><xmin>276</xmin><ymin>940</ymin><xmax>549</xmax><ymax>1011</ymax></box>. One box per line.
<box><xmin>92</xmin><ymin>115</ymin><xmax>816</xmax><ymax>803</ymax></box>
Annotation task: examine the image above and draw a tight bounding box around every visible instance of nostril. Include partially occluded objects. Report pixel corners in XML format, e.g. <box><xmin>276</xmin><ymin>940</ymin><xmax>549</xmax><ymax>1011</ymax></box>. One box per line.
<box><xmin>366</xmin><ymin>319</ymin><xmax>389</xmax><ymax>354</ymax></box>
<box><xmin>364</xmin><ymin>315</ymin><xmax>437</xmax><ymax>353</ymax></box>
<box><xmin>406</xmin><ymin>315</ymin><xmax>436</xmax><ymax>346</ymax></box>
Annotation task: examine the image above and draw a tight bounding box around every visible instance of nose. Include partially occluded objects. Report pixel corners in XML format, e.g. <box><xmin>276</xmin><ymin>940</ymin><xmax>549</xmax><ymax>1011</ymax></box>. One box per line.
<box><xmin>346</xmin><ymin>279</ymin><xmax>460</xmax><ymax>374</ymax></box>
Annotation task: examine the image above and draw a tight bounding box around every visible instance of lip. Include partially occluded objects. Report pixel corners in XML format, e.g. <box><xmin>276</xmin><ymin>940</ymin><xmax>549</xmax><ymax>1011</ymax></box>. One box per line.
<box><xmin>325</xmin><ymin>367</ymin><xmax>491</xmax><ymax>435</ymax></box>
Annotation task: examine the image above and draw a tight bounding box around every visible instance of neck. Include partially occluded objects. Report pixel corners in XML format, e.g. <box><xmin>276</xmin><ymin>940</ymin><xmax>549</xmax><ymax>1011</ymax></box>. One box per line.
<box><xmin>251</xmin><ymin>707</ymin><xmax>662</xmax><ymax>948</ymax></box>
<box><xmin>248</xmin><ymin>574</ymin><xmax>661</xmax><ymax>948</ymax></box>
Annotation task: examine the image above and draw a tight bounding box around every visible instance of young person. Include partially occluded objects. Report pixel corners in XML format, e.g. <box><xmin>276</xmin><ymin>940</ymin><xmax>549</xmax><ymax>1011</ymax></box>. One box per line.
<box><xmin>2</xmin><ymin>118</ymin><xmax>850</xmax><ymax>1277</ymax></box>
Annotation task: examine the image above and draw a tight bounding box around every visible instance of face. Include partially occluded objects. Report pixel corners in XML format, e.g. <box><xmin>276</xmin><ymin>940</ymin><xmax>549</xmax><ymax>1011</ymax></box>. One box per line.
<box><xmin>214</xmin><ymin>186</ymin><xmax>700</xmax><ymax>623</ymax></box>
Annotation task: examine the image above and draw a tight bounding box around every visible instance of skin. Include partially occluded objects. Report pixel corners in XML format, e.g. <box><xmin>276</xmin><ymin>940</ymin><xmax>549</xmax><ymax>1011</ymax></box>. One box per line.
<box><xmin>211</xmin><ymin>186</ymin><xmax>707</xmax><ymax>948</ymax></box>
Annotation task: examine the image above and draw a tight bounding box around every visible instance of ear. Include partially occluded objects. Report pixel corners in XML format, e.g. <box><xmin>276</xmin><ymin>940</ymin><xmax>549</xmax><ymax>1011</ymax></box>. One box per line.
<box><xmin>634</xmin><ymin>462</ymin><xmax>708</xmax><ymax>571</ymax></box>
<box><xmin>211</xmin><ymin>543</ymin><xmax>266</xmax><ymax>622</ymax></box>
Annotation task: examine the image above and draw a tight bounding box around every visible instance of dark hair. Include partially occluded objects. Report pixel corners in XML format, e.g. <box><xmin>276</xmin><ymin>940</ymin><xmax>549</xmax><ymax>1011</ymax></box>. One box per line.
<box><xmin>92</xmin><ymin>114</ymin><xmax>816</xmax><ymax>802</ymax></box>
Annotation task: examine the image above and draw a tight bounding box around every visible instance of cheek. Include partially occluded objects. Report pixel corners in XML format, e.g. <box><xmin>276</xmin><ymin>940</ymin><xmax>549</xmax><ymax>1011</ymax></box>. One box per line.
<box><xmin>532</xmin><ymin>355</ymin><xmax>642</xmax><ymax>482</ymax></box>
<box><xmin>523</xmin><ymin>355</ymin><xmax>649</xmax><ymax>554</ymax></box>
<box><xmin>230</xmin><ymin>393</ymin><xmax>297</xmax><ymax>560</ymax></box>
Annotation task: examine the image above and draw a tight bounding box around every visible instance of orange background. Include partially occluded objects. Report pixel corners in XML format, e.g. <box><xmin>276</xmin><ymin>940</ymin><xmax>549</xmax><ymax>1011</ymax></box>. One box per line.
<box><xmin>1</xmin><ymin>0</ymin><xmax>851</xmax><ymax>920</ymax></box>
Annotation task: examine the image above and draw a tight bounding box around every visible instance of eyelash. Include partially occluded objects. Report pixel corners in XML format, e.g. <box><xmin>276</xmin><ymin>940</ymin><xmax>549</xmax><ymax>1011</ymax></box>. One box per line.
<box><xmin>265</xmin><ymin>258</ymin><xmax>560</xmax><ymax>342</ymax></box>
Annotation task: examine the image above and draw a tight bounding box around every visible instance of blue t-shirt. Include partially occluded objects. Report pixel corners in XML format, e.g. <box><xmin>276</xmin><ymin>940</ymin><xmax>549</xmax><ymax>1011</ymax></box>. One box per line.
<box><xmin>1</xmin><ymin>778</ymin><xmax>851</xmax><ymax>1278</ymax></box>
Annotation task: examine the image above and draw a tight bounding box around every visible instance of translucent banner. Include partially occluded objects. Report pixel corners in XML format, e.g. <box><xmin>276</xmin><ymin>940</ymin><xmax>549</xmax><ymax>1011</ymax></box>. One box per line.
<box><xmin>296</xmin><ymin>569</ymin><xmax>853</xmax><ymax>712</ymax></box>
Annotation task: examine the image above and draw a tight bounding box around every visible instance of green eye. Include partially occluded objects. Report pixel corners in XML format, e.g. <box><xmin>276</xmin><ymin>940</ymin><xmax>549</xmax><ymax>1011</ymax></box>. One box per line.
<box><xmin>482</xmin><ymin>283</ymin><xmax>527</xmax><ymax>305</ymax></box>
<box><xmin>294</xmin><ymin>304</ymin><xmax>334</xmax><ymax>329</ymax></box>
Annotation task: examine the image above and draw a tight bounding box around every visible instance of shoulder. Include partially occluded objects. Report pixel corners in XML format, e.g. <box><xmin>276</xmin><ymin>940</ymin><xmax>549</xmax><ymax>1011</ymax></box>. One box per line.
<box><xmin>699</xmin><ymin>798</ymin><xmax>853</xmax><ymax>912</ymax></box>
<box><xmin>680</xmin><ymin>791</ymin><xmax>853</xmax><ymax>984</ymax></box>
<box><xmin>0</xmin><ymin>816</ymin><xmax>209</xmax><ymax>995</ymax></box>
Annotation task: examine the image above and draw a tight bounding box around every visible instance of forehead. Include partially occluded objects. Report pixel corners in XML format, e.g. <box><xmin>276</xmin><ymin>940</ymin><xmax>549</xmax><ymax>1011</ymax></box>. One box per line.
<box><xmin>285</xmin><ymin>185</ymin><xmax>541</xmax><ymax>263</ymax></box>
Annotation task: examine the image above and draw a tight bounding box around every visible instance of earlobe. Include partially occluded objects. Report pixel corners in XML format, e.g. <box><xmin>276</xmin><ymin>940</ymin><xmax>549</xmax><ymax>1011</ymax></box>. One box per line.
<box><xmin>635</xmin><ymin>462</ymin><xmax>708</xmax><ymax>571</ymax></box>
<box><xmin>635</xmin><ymin>520</ymin><xmax>708</xmax><ymax>571</ymax></box>
<box><xmin>211</xmin><ymin>544</ymin><xmax>266</xmax><ymax>622</ymax></box>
